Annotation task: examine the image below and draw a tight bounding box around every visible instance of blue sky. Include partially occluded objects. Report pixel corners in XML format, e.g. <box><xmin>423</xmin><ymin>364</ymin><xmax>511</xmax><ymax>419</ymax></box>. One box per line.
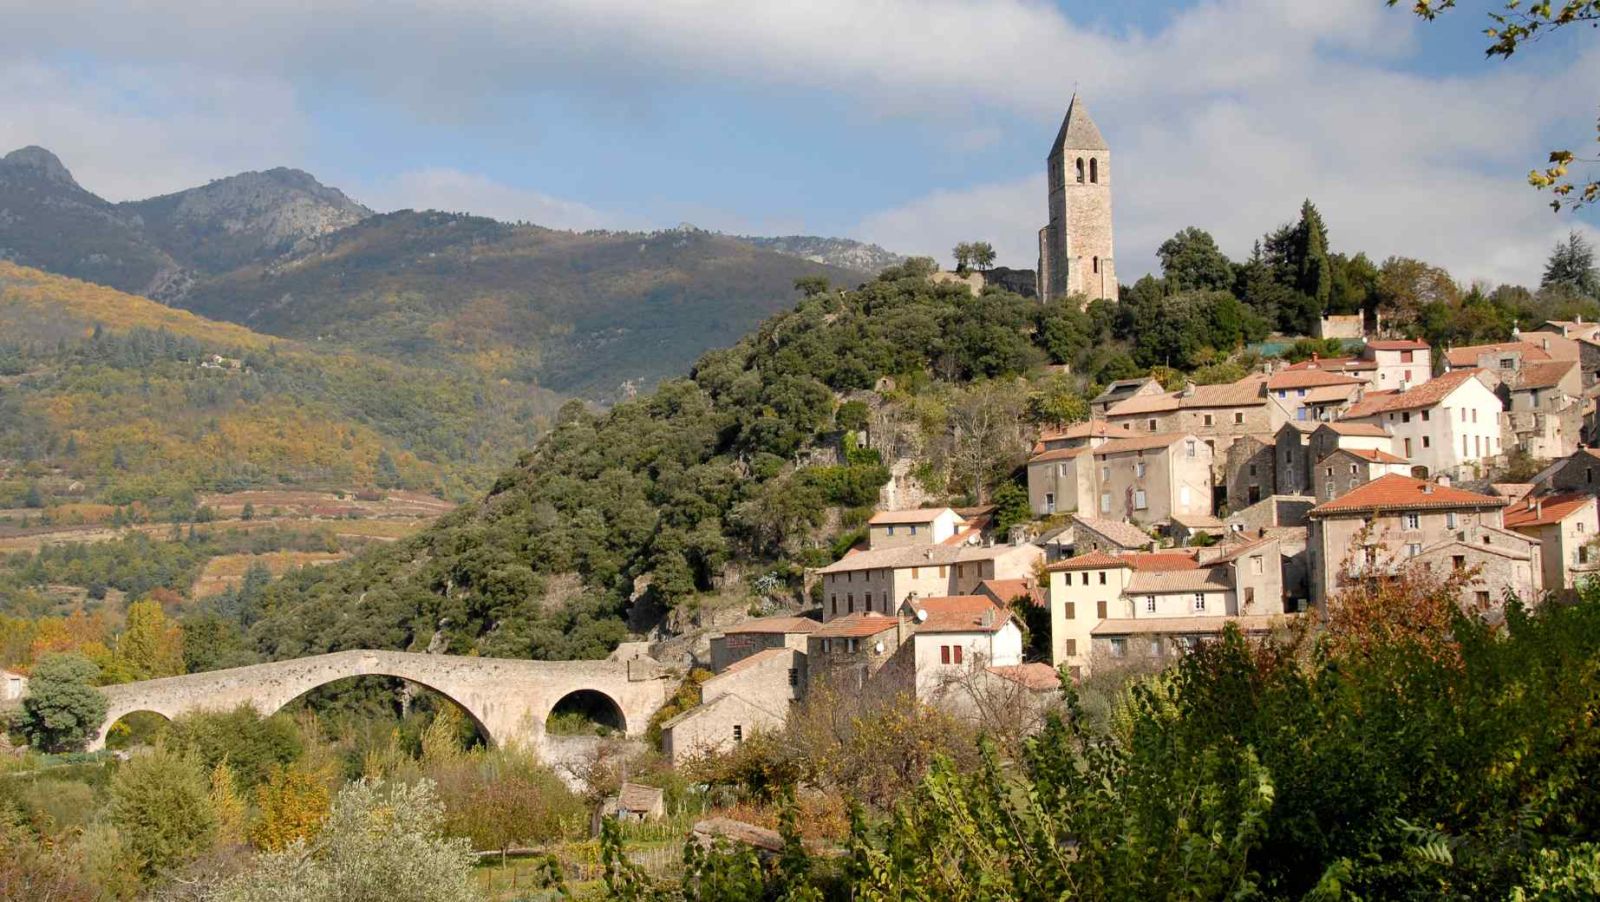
<box><xmin>1</xmin><ymin>0</ymin><xmax>1595</xmax><ymax>286</ymax></box>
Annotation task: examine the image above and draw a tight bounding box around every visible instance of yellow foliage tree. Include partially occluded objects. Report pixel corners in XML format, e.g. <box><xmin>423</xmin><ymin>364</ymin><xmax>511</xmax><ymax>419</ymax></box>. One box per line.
<box><xmin>250</xmin><ymin>762</ymin><xmax>332</xmax><ymax>851</ymax></box>
<box><xmin>114</xmin><ymin>599</ymin><xmax>184</xmax><ymax>681</ymax></box>
<box><xmin>209</xmin><ymin>759</ymin><xmax>248</xmax><ymax>847</ymax></box>
<box><xmin>420</xmin><ymin>705</ymin><xmax>466</xmax><ymax>765</ymax></box>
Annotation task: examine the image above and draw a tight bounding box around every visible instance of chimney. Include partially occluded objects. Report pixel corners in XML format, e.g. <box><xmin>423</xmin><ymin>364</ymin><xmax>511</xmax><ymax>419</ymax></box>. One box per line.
<box><xmin>1421</xmin><ymin>483</ymin><xmax>1435</xmax><ymax>495</ymax></box>
<box><xmin>1535</xmin><ymin>499</ymin><xmax>1544</xmax><ymax>518</ymax></box>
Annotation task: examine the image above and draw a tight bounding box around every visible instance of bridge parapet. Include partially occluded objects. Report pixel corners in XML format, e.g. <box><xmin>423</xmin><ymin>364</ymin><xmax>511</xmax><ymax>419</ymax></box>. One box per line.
<box><xmin>92</xmin><ymin>650</ymin><xmax>672</xmax><ymax>755</ymax></box>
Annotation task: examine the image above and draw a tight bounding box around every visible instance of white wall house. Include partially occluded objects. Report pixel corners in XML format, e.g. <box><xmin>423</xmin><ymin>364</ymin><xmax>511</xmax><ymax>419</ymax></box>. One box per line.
<box><xmin>1340</xmin><ymin>369</ymin><xmax>1502</xmax><ymax>481</ymax></box>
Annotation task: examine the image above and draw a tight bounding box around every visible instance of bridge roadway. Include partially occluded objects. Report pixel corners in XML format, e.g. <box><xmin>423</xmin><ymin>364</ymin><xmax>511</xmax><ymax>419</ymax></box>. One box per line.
<box><xmin>91</xmin><ymin>649</ymin><xmax>674</xmax><ymax>754</ymax></box>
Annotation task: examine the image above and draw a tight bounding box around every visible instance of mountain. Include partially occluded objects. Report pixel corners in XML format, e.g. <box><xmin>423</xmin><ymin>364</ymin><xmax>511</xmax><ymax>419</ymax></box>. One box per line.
<box><xmin>0</xmin><ymin>147</ymin><xmax>181</xmax><ymax>297</ymax></box>
<box><xmin>735</xmin><ymin>235</ymin><xmax>906</xmax><ymax>272</ymax></box>
<box><xmin>176</xmin><ymin>215</ymin><xmax>865</xmax><ymax>398</ymax></box>
<box><xmin>118</xmin><ymin>167</ymin><xmax>371</xmax><ymax>279</ymax></box>
<box><xmin>0</xmin><ymin>262</ymin><xmax>564</xmax><ymax>512</ymax></box>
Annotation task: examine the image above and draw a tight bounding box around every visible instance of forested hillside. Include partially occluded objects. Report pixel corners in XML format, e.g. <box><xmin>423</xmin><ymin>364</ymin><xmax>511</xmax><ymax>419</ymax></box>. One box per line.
<box><xmin>177</xmin><ymin>214</ymin><xmax>866</xmax><ymax>398</ymax></box>
<box><xmin>0</xmin><ymin>262</ymin><xmax>563</xmax><ymax>514</ymax></box>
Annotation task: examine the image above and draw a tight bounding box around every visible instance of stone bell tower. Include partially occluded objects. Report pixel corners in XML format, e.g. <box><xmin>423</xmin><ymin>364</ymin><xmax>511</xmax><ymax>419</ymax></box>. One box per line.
<box><xmin>1037</xmin><ymin>93</ymin><xmax>1116</xmax><ymax>303</ymax></box>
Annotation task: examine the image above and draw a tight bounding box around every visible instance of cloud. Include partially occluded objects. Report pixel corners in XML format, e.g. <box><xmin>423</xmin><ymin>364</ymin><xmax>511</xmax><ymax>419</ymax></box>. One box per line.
<box><xmin>362</xmin><ymin>168</ymin><xmax>643</xmax><ymax>231</ymax></box>
<box><xmin>0</xmin><ymin>61</ymin><xmax>306</xmax><ymax>200</ymax></box>
<box><xmin>0</xmin><ymin>0</ymin><xmax>1594</xmax><ymax>286</ymax></box>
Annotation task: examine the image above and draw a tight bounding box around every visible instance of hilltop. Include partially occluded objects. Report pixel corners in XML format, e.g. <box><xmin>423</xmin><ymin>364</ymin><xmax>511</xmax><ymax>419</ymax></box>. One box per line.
<box><xmin>0</xmin><ymin>147</ymin><xmax>891</xmax><ymax>401</ymax></box>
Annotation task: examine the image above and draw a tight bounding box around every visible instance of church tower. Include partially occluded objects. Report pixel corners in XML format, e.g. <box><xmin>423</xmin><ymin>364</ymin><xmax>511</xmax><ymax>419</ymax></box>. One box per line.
<box><xmin>1038</xmin><ymin>94</ymin><xmax>1116</xmax><ymax>303</ymax></box>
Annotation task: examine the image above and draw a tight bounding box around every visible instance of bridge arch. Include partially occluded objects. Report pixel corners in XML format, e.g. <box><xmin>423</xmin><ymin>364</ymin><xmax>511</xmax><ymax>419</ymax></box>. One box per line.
<box><xmin>90</xmin><ymin>650</ymin><xmax>672</xmax><ymax>754</ymax></box>
<box><xmin>276</xmin><ymin>671</ymin><xmax>495</xmax><ymax>746</ymax></box>
<box><xmin>545</xmin><ymin>687</ymin><xmax>628</xmax><ymax>735</ymax></box>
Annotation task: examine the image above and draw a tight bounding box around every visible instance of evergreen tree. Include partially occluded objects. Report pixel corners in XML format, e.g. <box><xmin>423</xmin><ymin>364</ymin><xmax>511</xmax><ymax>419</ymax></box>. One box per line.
<box><xmin>17</xmin><ymin>653</ymin><xmax>107</xmax><ymax>753</ymax></box>
<box><xmin>110</xmin><ymin>746</ymin><xmax>216</xmax><ymax>878</ymax></box>
<box><xmin>115</xmin><ymin>599</ymin><xmax>185</xmax><ymax>680</ymax></box>
<box><xmin>1543</xmin><ymin>230</ymin><xmax>1600</xmax><ymax>298</ymax></box>
<box><xmin>1295</xmin><ymin>200</ymin><xmax>1333</xmax><ymax>311</ymax></box>
<box><xmin>1158</xmin><ymin>226</ymin><xmax>1234</xmax><ymax>291</ymax></box>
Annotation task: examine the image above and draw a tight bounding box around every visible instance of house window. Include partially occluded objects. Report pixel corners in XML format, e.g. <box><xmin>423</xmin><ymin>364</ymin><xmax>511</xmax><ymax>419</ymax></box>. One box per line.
<box><xmin>940</xmin><ymin>645</ymin><xmax>950</xmax><ymax>664</ymax></box>
<box><xmin>1278</xmin><ymin>390</ymin><xmax>1288</xmax><ymax>399</ymax></box>
<box><xmin>1423</xmin><ymin>436</ymin><xmax>1431</xmax><ymax>448</ymax></box>
<box><xmin>1350</xmin><ymin>464</ymin><xmax>1359</xmax><ymax>475</ymax></box>
<box><xmin>1402</xmin><ymin>412</ymin><xmax>1411</xmax><ymax>424</ymax></box>
<box><xmin>1404</xmin><ymin>437</ymin><xmax>1413</xmax><ymax>456</ymax></box>
<box><xmin>1194</xmin><ymin>593</ymin><xmax>1206</xmax><ymax>612</ymax></box>
<box><xmin>1401</xmin><ymin>350</ymin><xmax>1414</xmax><ymax>363</ymax></box>
<box><xmin>1421</xmin><ymin>409</ymin><xmax>1429</xmax><ymax>421</ymax></box>
<box><xmin>1452</xmin><ymin>555</ymin><xmax>1466</xmax><ymax>571</ymax></box>
<box><xmin>938</xmin><ymin>565</ymin><xmax>948</xmax><ymax>577</ymax></box>
<box><xmin>1100</xmin><ymin>465</ymin><xmax>1110</xmax><ymax>480</ymax></box>
<box><xmin>1145</xmin><ymin>595</ymin><xmax>1156</xmax><ymax>613</ymax></box>
<box><xmin>1325</xmin><ymin>481</ymin><xmax>1335</xmax><ymax>497</ymax></box>
<box><xmin>1251</xmin><ymin>555</ymin><xmax>1263</xmax><ymax>575</ymax></box>
<box><xmin>821</xmin><ymin>639</ymin><xmax>832</xmax><ymax>653</ymax></box>
<box><xmin>1135</xmin><ymin>461</ymin><xmax>1147</xmax><ymax>478</ymax></box>
<box><xmin>1472</xmin><ymin>409</ymin><xmax>1478</xmax><ymax>423</ymax></box>
<box><xmin>1100</xmin><ymin>492</ymin><xmax>1112</xmax><ymax>513</ymax></box>
<box><xmin>847</xmin><ymin>594</ymin><xmax>854</xmax><ymax>613</ymax></box>
<box><xmin>1298</xmin><ymin>389</ymin><xmax>1307</xmax><ymax>397</ymax></box>
<box><xmin>1109</xmin><ymin>638</ymin><xmax>1127</xmax><ymax>658</ymax></box>
<box><xmin>1045</xmin><ymin>492</ymin><xmax>1055</xmax><ymax>513</ymax></box>
<box><xmin>1579</xmin><ymin>546</ymin><xmax>1591</xmax><ymax>564</ymax></box>
<box><xmin>953</xmin><ymin>646</ymin><xmax>963</xmax><ymax>664</ymax></box>
<box><xmin>733</xmin><ymin>725</ymin><xmax>743</xmax><ymax>742</ymax></box>
<box><xmin>1150</xmin><ymin>638</ymin><xmax>1163</xmax><ymax>657</ymax></box>
<box><xmin>1186</xmin><ymin>440</ymin><xmax>1197</xmax><ymax>457</ymax></box>
<box><xmin>1147</xmin><ymin>418</ymin><xmax>1158</xmax><ymax>432</ymax></box>
<box><xmin>1134</xmin><ymin>490</ymin><xmax>1148</xmax><ymax>510</ymax></box>
<box><xmin>1475</xmin><ymin>591</ymin><xmax>1491</xmax><ymax>608</ymax></box>
<box><xmin>1064</xmin><ymin>602</ymin><xmax>1076</xmax><ymax>619</ymax></box>
<box><xmin>886</xmin><ymin>525</ymin><xmax>895</xmax><ymax>536</ymax></box>
<box><xmin>909</xmin><ymin>525</ymin><xmax>919</xmax><ymax>535</ymax></box>
<box><xmin>1446</xmin><ymin>512</ymin><xmax>1457</xmax><ymax>529</ymax></box>
<box><xmin>1096</xmin><ymin>600</ymin><xmax>1108</xmax><ymax>619</ymax></box>
<box><xmin>1404</xmin><ymin>513</ymin><xmax>1421</xmax><ymax>529</ymax></box>
<box><xmin>788</xmin><ymin>668</ymin><xmax>799</xmax><ymax>686</ymax></box>
<box><xmin>1093</xmin><ymin>255</ymin><xmax>1100</xmax><ymax>273</ymax></box>
<box><xmin>1406</xmin><ymin>543</ymin><xmax>1422</xmax><ymax>557</ymax></box>
<box><xmin>1234</xmin><ymin>412</ymin><xmax>1245</xmax><ymax>425</ymax></box>
<box><xmin>847</xmin><ymin>638</ymin><xmax>858</xmax><ymax>653</ymax></box>
<box><xmin>1579</xmin><ymin>522</ymin><xmax>1587</xmax><ymax>534</ymax></box>
<box><xmin>1065</xmin><ymin>639</ymin><xmax>1078</xmax><ymax>656</ymax></box>
<box><xmin>1203</xmin><ymin>414</ymin><xmax>1214</xmax><ymax>426</ymax></box>
<box><xmin>910</xmin><ymin>567</ymin><xmax>919</xmax><ymax>578</ymax></box>
<box><xmin>1248</xmin><ymin>464</ymin><xmax>1257</xmax><ymax>476</ymax></box>
<box><xmin>1081</xmin><ymin>572</ymin><xmax>1090</xmax><ymax>586</ymax></box>
<box><xmin>830</xmin><ymin>597</ymin><xmax>838</xmax><ymax>615</ymax></box>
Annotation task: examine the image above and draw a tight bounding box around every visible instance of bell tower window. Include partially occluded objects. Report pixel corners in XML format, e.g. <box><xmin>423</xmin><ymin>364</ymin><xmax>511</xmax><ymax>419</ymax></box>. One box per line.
<box><xmin>1089</xmin><ymin>157</ymin><xmax>1099</xmax><ymax>183</ymax></box>
<box><xmin>1075</xmin><ymin>157</ymin><xmax>1085</xmax><ymax>183</ymax></box>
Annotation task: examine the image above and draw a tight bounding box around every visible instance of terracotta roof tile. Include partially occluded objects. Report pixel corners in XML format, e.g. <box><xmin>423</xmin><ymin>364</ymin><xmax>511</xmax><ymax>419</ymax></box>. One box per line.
<box><xmin>1038</xmin><ymin>419</ymin><xmax>1114</xmax><ymax>442</ymax></box>
<box><xmin>1124</xmin><ymin>551</ymin><xmax>1203</xmax><ymax>571</ymax></box>
<box><xmin>1508</xmin><ymin>359</ymin><xmax>1577</xmax><ymax>391</ymax></box>
<box><xmin>1341</xmin><ymin>369</ymin><xmax>1487</xmax><ymax>418</ymax></box>
<box><xmin>976</xmin><ymin>578</ymin><xmax>1045</xmax><ymax>608</ymax></box>
<box><xmin>722</xmin><ymin>616</ymin><xmax>822</xmax><ymax>635</ymax></box>
<box><xmin>1125</xmin><ymin>567</ymin><xmax>1232</xmax><ymax>594</ymax></box>
<box><xmin>1366</xmin><ymin>339</ymin><xmax>1430</xmax><ymax>350</ymax></box>
<box><xmin>1044</xmin><ymin>551</ymin><xmax>1131</xmax><ymax>572</ymax></box>
<box><xmin>1029</xmin><ymin>446</ymin><xmax>1091</xmax><ymax>464</ymax></box>
<box><xmin>1308</xmin><ymin>475</ymin><xmax>1505</xmax><ymax>516</ymax></box>
<box><xmin>1342</xmin><ymin>448</ymin><xmax>1409</xmax><ymax>464</ymax></box>
<box><xmin>1267</xmin><ymin>370</ymin><xmax>1367</xmax><ymax>390</ymax></box>
<box><xmin>1503</xmin><ymin>493</ymin><xmax>1596</xmax><ymax>528</ymax></box>
<box><xmin>1445</xmin><ymin>341</ymin><xmax>1552</xmax><ymax>368</ymax></box>
<box><xmin>711</xmin><ymin>647</ymin><xmax>794</xmax><ymax>678</ymax></box>
<box><xmin>868</xmin><ymin>508</ymin><xmax>955</xmax><ymax>525</ymax></box>
<box><xmin>1091</xmin><ymin>614</ymin><xmax>1296</xmax><ymax>636</ymax></box>
<box><xmin>815</xmin><ymin>540</ymin><xmax>1034</xmax><ymax>574</ymax></box>
<box><xmin>1106</xmin><ymin>394</ymin><xmax>1181</xmax><ymax>416</ymax></box>
<box><xmin>811</xmin><ymin>612</ymin><xmax>898</xmax><ymax>639</ymax></box>
<box><xmin>905</xmin><ymin>595</ymin><xmax>1009</xmax><ymax>633</ymax></box>
<box><xmin>1318</xmin><ymin>422</ymin><xmax>1389</xmax><ymax>437</ymax></box>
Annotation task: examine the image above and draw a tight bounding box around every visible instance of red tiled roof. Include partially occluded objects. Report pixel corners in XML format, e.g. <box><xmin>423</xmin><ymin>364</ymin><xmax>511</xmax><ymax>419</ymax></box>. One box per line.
<box><xmin>1283</xmin><ymin>356</ymin><xmax>1375</xmax><ymax>372</ymax></box>
<box><xmin>1029</xmin><ymin>446</ymin><xmax>1090</xmax><ymax>464</ymax></box>
<box><xmin>1509</xmin><ymin>359</ymin><xmax>1577</xmax><ymax>391</ymax></box>
<box><xmin>868</xmin><ymin>508</ymin><xmax>954</xmax><ymax>525</ymax></box>
<box><xmin>1366</xmin><ymin>339</ymin><xmax>1430</xmax><ymax>351</ymax></box>
<box><xmin>1267</xmin><ymin>369</ymin><xmax>1367</xmax><ymax>390</ymax></box>
<box><xmin>1044</xmin><ymin>551</ymin><xmax>1131</xmax><ymax>572</ymax></box>
<box><xmin>906</xmin><ymin>595</ymin><xmax>1009</xmax><ymax>633</ymax></box>
<box><xmin>1308</xmin><ymin>475</ymin><xmax>1505</xmax><ymax>516</ymax></box>
<box><xmin>1503</xmin><ymin>493</ymin><xmax>1596</xmax><ymax>528</ymax></box>
<box><xmin>1343</xmin><ymin>448</ymin><xmax>1409</xmax><ymax>464</ymax></box>
<box><xmin>811</xmin><ymin>612</ymin><xmax>898</xmax><ymax>639</ymax></box>
<box><xmin>713</xmin><ymin>647</ymin><xmax>793</xmax><ymax>677</ymax></box>
<box><xmin>1038</xmin><ymin>419</ymin><xmax>1113</xmax><ymax>442</ymax></box>
<box><xmin>1123</xmin><ymin>550</ymin><xmax>1202</xmax><ymax>572</ymax></box>
<box><xmin>722</xmin><ymin>616</ymin><xmax>821</xmax><ymax>635</ymax></box>
<box><xmin>1445</xmin><ymin>341</ymin><xmax>1552</xmax><ymax>368</ymax></box>
<box><xmin>1341</xmin><ymin>369</ymin><xmax>1486</xmax><ymax>418</ymax></box>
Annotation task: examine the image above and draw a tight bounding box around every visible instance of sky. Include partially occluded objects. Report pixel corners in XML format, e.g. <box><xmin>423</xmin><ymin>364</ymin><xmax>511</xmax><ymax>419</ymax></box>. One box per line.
<box><xmin>1</xmin><ymin>0</ymin><xmax>1596</xmax><ymax>287</ymax></box>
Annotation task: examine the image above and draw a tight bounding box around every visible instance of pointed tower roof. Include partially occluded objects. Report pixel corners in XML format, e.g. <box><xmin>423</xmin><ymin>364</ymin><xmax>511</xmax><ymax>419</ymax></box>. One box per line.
<box><xmin>1050</xmin><ymin>93</ymin><xmax>1108</xmax><ymax>154</ymax></box>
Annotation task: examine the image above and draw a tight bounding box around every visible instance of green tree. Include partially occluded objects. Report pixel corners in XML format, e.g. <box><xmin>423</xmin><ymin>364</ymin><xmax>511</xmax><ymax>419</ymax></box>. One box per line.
<box><xmin>240</xmin><ymin>501</ymin><xmax>255</xmax><ymax>521</ymax></box>
<box><xmin>1295</xmin><ymin>199</ymin><xmax>1333</xmax><ymax>312</ymax></box>
<box><xmin>970</xmin><ymin>241</ymin><xmax>997</xmax><ymax>272</ymax></box>
<box><xmin>218</xmin><ymin>779</ymin><xmax>478</xmax><ymax>902</ymax></box>
<box><xmin>22</xmin><ymin>482</ymin><xmax>43</xmax><ymax>509</ymax></box>
<box><xmin>952</xmin><ymin>242</ymin><xmax>974</xmax><ymax>274</ymax></box>
<box><xmin>792</xmin><ymin>275</ymin><xmax>830</xmax><ymax>298</ymax></box>
<box><xmin>1543</xmin><ymin>230</ymin><xmax>1600</xmax><ymax>298</ymax></box>
<box><xmin>109</xmin><ymin>744</ymin><xmax>217</xmax><ymax>878</ymax></box>
<box><xmin>1157</xmin><ymin>226</ymin><xmax>1234</xmax><ymax>291</ymax></box>
<box><xmin>16</xmin><ymin>653</ymin><xmax>107</xmax><ymax>753</ymax></box>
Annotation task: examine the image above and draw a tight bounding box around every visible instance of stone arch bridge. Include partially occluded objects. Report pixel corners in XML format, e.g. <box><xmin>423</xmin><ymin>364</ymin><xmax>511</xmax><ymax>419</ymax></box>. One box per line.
<box><xmin>92</xmin><ymin>650</ymin><xmax>674</xmax><ymax>754</ymax></box>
